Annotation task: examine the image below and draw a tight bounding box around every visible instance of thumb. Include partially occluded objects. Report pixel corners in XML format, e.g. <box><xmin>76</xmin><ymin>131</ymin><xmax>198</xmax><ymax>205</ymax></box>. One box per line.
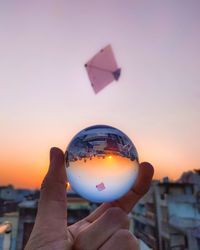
<box><xmin>36</xmin><ymin>147</ymin><xmax>67</xmax><ymax>223</ymax></box>
<box><xmin>26</xmin><ymin>149</ymin><xmax>70</xmax><ymax>246</ymax></box>
<box><xmin>40</xmin><ymin>147</ymin><xmax>67</xmax><ymax>201</ymax></box>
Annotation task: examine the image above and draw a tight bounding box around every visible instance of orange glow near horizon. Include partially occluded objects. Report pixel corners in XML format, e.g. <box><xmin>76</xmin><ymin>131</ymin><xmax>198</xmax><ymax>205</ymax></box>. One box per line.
<box><xmin>0</xmin><ymin>140</ymin><xmax>199</xmax><ymax>189</ymax></box>
<box><xmin>66</xmin><ymin>181</ymin><xmax>71</xmax><ymax>190</ymax></box>
<box><xmin>68</xmin><ymin>155</ymin><xmax>138</xmax><ymax>189</ymax></box>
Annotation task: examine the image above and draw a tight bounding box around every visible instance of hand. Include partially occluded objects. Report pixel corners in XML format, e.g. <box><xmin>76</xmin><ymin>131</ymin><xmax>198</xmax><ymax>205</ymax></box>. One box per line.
<box><xmin>25</xmin><ymin>147</ymin><xmax>154</xmax><ymax>250</ymax></box>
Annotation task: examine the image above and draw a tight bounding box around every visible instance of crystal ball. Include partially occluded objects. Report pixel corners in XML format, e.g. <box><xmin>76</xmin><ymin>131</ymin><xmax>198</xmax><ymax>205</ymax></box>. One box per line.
<box><xmin>65</xmin><ymin>125</ymin><xmax>139</xmax><ymax>203</ymax></box>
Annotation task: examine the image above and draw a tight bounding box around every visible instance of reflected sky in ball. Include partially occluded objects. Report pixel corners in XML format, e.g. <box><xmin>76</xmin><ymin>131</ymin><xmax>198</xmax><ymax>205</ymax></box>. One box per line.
<box><xmin>65</xmin><ymin>125</ymin><xmax>139</xmax><ymax>202</ymax></box>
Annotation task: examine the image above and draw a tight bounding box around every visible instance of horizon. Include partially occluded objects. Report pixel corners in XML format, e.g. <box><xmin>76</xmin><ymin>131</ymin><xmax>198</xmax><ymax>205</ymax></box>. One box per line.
<box><xmin>1</xmin><ymin>168</ymin><xmax>197</xmax><ymax>190</ymax></box>
<box><xmin>0</xmin><ymin>1</ymin><xmax>200</xmax><ymax>189</ymax></box>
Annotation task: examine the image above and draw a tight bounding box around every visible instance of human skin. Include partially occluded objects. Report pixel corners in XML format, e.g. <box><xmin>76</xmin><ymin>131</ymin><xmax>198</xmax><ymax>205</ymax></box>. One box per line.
<box><xmin>25</xmin><ymin>147</ymin><xmax>154</xmax><ymax>250</ymax></box>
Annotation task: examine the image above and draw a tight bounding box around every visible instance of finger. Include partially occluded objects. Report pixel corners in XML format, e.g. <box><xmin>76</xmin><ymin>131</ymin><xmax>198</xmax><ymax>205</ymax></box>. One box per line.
<box><xmin>74</xmin><ymin>208</ymin><xmax>129</xmax><ymax>250</ymax></box>
<box><xmin>111</xmin><ymin>162</ymin><xmax>154</xmax><ymax>213</ymax></box>
<box><xmin>85</xmin><ymin>162</ymin><xmax>154</xmax><ymax>222</ymax></box>
<box><xmin>99</xmin><ymin>229</ymin><xmax>139</xmax><ymax>250</ymax></box>
<box><xmin>34</xmin><ymin>147</ymin><xmax>67</xmax><ymax>225</ymax></box>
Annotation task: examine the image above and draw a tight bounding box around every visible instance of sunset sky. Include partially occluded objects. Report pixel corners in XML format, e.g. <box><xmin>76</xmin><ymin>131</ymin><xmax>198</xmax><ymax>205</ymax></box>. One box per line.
<box><xmin>0</xmin><ymin>0</ymin><xmax>200</xmax><ymax>188</ymax></box>
<box><xmin>68</xmin><ymin>156</ymin><xmax>138</xmax><ymax>202</ymax></box>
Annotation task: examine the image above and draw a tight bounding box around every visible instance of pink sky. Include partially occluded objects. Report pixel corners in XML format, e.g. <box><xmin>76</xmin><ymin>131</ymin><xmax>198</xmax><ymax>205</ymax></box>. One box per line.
<box><xmin>0</xmin><ymin>0</ymin><xmax>200</xmax><ymax>188</ymax></box>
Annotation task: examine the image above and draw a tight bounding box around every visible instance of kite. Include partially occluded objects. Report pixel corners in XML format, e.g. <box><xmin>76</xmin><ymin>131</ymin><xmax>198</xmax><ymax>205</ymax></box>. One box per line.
<box><xmin>96</xmin><ymin>182</ymin><xmax>106</xmax><ymax>191</ymax></box>
<box><xmin>85</xmin><ymin>45</ymin><xmax>121</xmax><ymax>94</ymax></box>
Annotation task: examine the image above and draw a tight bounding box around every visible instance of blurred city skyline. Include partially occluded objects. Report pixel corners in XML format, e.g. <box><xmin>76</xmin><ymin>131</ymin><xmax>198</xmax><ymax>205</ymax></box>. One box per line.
<box><xmin>0</xmin><ymin>0</ymin><xmax>200</xmax><ymax>188</ymax></box>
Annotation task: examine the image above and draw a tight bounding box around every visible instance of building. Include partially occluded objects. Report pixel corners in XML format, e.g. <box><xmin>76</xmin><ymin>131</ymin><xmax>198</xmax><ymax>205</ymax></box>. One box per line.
<box><xmin>0</xmin><ymin>185</ymin><xmax>16</xmax><ymax>201</ymax></box>
<box><xmin>132</xmin><ymin>170</ymin><xmax>200</xmax><ymax>250</ymax></box>
<box><xmin>16</xmin><ymin>189</ymin><xmax>91</xmax><ymax>250</ymax></box>
<box><xmin>16</xmin><ymin>200</ymin><xmax>38</xmax><ymax>250</ymax></box>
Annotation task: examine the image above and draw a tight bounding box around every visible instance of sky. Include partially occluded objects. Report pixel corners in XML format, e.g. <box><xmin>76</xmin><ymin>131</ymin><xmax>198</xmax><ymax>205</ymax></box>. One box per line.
<box><xmin>68</xmin><ymin>156</ymin><xmax>138</xmax><ymax>202</ymax></box>
<box><xmin>0</xmin><ymin>0</ymin><xmax>200</xmax><ymax>188</ymax></box>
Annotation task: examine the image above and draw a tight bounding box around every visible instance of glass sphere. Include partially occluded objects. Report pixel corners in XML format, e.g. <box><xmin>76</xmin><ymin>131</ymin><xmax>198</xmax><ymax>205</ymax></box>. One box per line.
<box><xmin>65</xmin><ymin>125</ymin><xmax>139</xmax><ymax>203</ymax></box>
